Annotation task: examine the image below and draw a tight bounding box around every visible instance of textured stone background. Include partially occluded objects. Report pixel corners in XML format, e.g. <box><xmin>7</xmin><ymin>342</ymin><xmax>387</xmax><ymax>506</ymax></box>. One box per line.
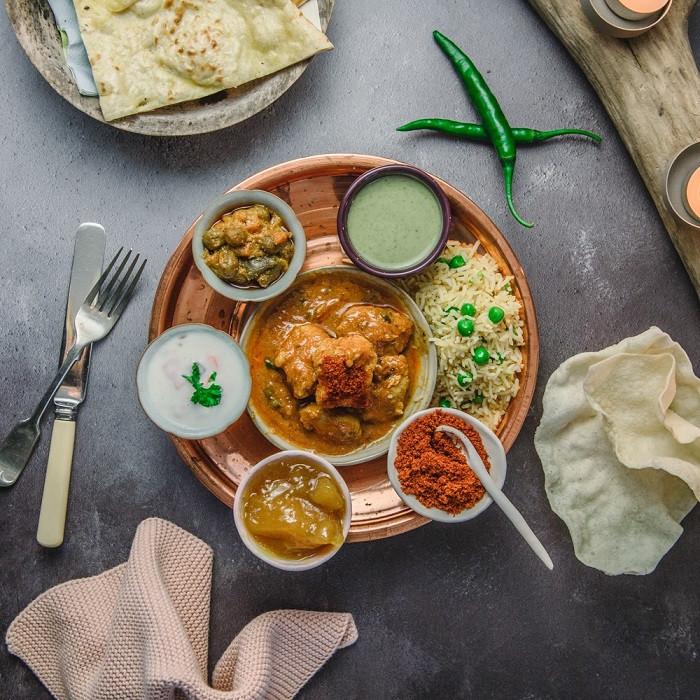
<box><xmin>1</xmin><ymin>2</ymin><xmax>699</xmax><ymax>698</ymax></box>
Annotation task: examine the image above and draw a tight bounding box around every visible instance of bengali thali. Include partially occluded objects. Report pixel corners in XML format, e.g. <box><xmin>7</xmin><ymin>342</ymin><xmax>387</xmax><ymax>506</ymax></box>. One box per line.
<box><xmin>150</xmin><ymin>153</ymin><xmax>539</xmax><ymax>542</ymax></box>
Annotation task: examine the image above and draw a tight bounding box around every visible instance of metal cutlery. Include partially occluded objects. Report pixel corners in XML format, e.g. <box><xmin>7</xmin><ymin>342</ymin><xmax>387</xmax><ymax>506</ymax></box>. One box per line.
<box><xmin>36</xmin><ymin>223</ymin><xmax>105</xmax><ymax>548</ymax></box>
<box><xmin>0</xmin><ymin>247</ymin><xmax>146</xmax><ymax>489</ymax></box>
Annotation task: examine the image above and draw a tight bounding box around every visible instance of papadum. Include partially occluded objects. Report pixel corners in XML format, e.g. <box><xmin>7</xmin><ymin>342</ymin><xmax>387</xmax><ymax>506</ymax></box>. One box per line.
<box><xmin>535</xmin><ymin>327</ymin><xmax>700</xmax><ymax>576</ymax></box>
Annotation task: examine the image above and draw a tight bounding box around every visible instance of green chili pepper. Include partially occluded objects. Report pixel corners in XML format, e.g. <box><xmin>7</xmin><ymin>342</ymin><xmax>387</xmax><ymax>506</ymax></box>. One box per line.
<box><xmin>473</xmin><ymin>346</ymin><xmax>490</xmax><ymax>366</ymax></box>
<box><xmin>264</xmin><ymin>357</ymin><xmax>276</xmax><ymax>369</ymax></box>
<box><xmin>433</xmin><ymin>31</ymin><xmax>533</xmax><ymax>228</ymax></box>
<box><xmin>448</xmin><ymin>254</ymin><xmax>466</xmax><ymax>268</ymax></box>
<box><xmin>472</xmin><ymin>391</ymin><xmax>484</xmax><ymax>405</ymax></box>
<box><xmin>457</xmin><ymin>371</ymin><xmax>473</xmax><ymax>387</ymax></box>
<box><xmin>496</xmin><ymin>353</ymin><xmax>505</xmax><ymax>365</ymax></box>
<box><xmin>263</xmin><ymin>386</ymin><xmax>281</xmax><ymax>410</ymax></box>
<box><xmin>457</xmin><ymin>318</ymin><xmax>475</xmax><ymax>337</ymax></box>
<box><xmin>397</xmin><ymin>118</ymin><xmax>602</xmax><ymax>145</ymax></box>
<box><xmin>439</xmin><ymin>398</ymin><xmax>452</xmax><ymax>408</ymax></box>
<box><xmin>438</xmin><ymin>257</ymin><xmax>450</xmax><ymax>265</ymax></box>
<box><xmin>460</xmin><ymin>302</ymin><xmax>476</xmax><ymax>317</ymax></box>
<box><xmin>443</xmin><ymin>306</ymin><xmax>460</xmax><ymax>315</ymax></box>
<box><xmin>488</xmin><ymin>306</ymin><xmax>505</xmax><ymax>324</ymax></box>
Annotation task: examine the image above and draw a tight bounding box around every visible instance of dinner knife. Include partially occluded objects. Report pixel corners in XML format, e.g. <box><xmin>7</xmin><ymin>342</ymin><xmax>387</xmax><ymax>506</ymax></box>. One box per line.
<box><xmin>36</xmin><ymin>223</ymin><xmax>105</xmax><ymax>548</ymax></box>
<box><xmin>46</xmin><ymin>0</ymin><xmax>98</xmax><ymax>96</ymax></box>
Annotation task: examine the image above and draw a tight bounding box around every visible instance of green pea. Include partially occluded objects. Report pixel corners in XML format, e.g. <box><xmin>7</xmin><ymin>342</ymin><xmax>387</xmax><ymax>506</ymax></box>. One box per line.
<box><xmin>460</xmin><ymin>302</ymin><xmax>476</xmax><ymax>317</ymax></box>
<box><xmin>439</xmin><ymin>398</ymin><xmax>452</xmax><ymax>408</ymax></box>
<box><xmin>457</xmin><ymin>371</ymin><xmax>473</xmax><ymax>387</ymax></box>
<box><xmin>457</xmin><ymin>318</ymin><xmax>475</xmax><ymax>337</ymax></box>
<box><xmin>488</xmin><ymin>306</ymin><xmax>505</xmax><ymax>324</ymax></box>
<box><xmin>473</xmin><ymin>346</ymin><xmax>490</xmax><ymax>366</ymax></box>
<box><xmin>448</xmin><ymin>255</ymin><xmax>466</xmax><ymax>269</ymax></box>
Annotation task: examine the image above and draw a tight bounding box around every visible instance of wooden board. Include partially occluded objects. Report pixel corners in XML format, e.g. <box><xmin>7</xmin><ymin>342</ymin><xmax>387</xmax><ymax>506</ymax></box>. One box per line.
<box><xmin>149</xmin><ymin>154</ymin><xmax>540</xmax><ymax>542</ymax></box>
<box><xmin>528</xmin><ymin>0</ymin><xmax>700</xmax><ymax>297</ymax></box>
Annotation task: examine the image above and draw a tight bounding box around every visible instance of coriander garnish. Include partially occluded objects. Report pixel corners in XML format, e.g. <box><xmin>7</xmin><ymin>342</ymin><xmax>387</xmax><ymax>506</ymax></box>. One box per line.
<box><xmin>182</xmin><ymin>362</ymin><xmax>222</xmax><ymax>407</ymax></box>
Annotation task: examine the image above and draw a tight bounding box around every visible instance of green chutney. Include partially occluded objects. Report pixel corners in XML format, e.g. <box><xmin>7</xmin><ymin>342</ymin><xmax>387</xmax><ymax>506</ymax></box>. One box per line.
<box><xmin>346</xmin><ymin>175</ymin><xmax>443</xmax><ymax>270</ymax></box>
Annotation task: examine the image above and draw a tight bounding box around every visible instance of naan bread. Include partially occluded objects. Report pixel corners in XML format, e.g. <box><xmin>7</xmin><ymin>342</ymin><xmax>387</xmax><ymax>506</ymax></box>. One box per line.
<box><xmin>535</xmin><ymin>327</ymin><xmax>700</xmax><ymax>575</ymax></box>
<box><xmin>73</xmin><ymin>0</ymin><xmax>333</xmax><ymax>120</ymax></box>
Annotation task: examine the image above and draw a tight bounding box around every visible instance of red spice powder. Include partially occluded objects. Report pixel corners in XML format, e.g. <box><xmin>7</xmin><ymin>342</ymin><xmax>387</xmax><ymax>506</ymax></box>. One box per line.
<box><xmin>394</xmin><ymin>410</ymin><xmax>490</xmax><ymax>515</ymax></box>
<box><xmin>317</xmin><ymin>355</ymin><xmax>370</xmax><ymax>409</ymax></box>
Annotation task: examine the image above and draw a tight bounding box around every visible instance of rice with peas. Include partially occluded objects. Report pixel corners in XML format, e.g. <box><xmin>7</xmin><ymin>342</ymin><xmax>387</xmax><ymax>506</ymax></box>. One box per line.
<box><xmin>402</xmin><ymin>242</ymin><xmax>525</xmax><ymax>429</ymax></box>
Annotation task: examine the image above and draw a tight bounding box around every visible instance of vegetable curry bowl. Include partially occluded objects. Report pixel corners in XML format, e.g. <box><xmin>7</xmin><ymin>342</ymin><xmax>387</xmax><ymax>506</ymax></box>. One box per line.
<box><xmin>193</xmin><ymin>190</ymin><xmax>306</xmax><ymax>303</ymax></box>
<box><xmin>240</xmin><ymin>266</ymin><xmax>437</xmax><ymax>466</ymax></box>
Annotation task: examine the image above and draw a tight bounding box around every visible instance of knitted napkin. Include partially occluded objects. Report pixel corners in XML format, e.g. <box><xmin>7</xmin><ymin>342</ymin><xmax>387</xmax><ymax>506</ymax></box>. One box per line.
<box><xmin>6</xmin><ymin>518</ymin><xmax>357</xmax><ymax>700</ymax></box>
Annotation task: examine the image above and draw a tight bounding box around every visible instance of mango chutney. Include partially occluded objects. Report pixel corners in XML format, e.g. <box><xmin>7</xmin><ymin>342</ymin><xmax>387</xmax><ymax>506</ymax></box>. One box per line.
<box><xmin>241</xmin><ymin>456</ymin><xmax>348</xmax><ymax>561</ymax></box>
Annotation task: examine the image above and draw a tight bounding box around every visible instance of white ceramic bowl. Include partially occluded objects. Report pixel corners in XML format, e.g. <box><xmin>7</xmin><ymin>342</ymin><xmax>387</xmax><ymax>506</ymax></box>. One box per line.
<box><xmin>239</xmin><ymin>265</ymin><xmax>438</xmax><ymax>466</ymax></box>
<box><xmin>233</xmin><ymin>450</ymin><xmax>352</xmax><ymax>571</ymax></box>
<box><xmin>387</xmin><ymin>407</ymin><xmax>507</xmax><ymax>523</ymax></box>
<box><xmin>136</xmin><ymin>323</ymin><xmax>251</xmax><ymax>440</ymax></box>
<box><xmin>192</xmin><ymin>190</ymin><xmax>307</xmax><ymax>302</ymax></box>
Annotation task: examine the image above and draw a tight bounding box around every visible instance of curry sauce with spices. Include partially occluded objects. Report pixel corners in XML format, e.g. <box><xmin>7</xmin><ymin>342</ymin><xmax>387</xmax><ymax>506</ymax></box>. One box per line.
<box><xmin>245</xmin><ymin>270</ymin><xmax>423</xmax><ymax>455</ymax></box>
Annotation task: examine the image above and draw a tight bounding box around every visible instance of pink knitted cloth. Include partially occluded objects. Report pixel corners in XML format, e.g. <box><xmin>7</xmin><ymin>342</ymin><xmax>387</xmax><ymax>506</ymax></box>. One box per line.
<box><xmin>6</xmin><ymin>518</ymin><xmax>357</xmax><ymax>700</ymax></box>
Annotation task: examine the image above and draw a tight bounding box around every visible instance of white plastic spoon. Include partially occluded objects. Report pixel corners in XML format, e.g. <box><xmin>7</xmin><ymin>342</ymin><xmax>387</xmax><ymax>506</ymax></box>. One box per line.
<box><xmin>437</xmin><ymin>424</ymin><xmax>554</xmax><ymax>571</ymax></box>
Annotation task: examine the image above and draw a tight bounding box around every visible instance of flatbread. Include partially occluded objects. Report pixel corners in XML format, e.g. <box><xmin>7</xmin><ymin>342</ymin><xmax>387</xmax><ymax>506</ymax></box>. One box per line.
<box><xmin>585</xmin><ymin>352</ymin><xmax>700</xmax><ymax>498</ymax></box>
<box><xmin>535</xmin><ymin>327</ymin><xmax>699</xmax><ymax>576</ymax></box>
<box><xmin>73</xmin><ymin>0</ymin><xmax>333</xmax><ymax>120</ymax></box>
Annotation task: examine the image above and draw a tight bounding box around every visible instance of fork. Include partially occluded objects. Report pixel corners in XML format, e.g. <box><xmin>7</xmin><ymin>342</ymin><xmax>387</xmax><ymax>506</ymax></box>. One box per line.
<box><xmin>0</xmin><ymin>248</ymin><xmax>146</xmax><ymax>488</ymax></box>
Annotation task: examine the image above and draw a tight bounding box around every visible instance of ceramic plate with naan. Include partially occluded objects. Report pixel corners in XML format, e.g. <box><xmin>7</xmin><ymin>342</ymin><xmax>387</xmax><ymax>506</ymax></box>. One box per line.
<box><xmin>73</xmin><ymin>0</ymin><xmax>333</xmax><ymax>120</ymax></box>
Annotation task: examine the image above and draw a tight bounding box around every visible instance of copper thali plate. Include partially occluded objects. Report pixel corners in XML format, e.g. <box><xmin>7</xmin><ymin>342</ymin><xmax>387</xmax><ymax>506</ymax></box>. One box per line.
<box><xmin>150</xmin><ymin>154</ymin><xmax>540</xmax><ymax>542</ymax></box>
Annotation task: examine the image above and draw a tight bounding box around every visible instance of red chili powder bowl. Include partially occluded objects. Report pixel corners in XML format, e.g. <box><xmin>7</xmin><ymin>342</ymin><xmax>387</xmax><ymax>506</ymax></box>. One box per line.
<box><xmin>393</xmin><ymin>410</ymin><xmax>491</xmax><ymax>515</ymax></box>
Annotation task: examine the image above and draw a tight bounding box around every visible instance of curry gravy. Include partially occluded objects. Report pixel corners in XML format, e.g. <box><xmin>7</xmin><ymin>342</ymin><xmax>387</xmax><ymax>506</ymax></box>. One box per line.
<box><xmin>245</xmin><ymin>270</ymin><xmax>423</xmax><ymax>455</ymax></box>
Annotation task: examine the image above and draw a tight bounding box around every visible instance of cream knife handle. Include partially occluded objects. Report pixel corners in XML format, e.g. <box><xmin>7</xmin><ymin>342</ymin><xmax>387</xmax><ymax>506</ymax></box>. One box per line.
<box><xmin>37</xmin><ymin>419</ymin><xmax>76</xmax><ymax>548</ymax></box>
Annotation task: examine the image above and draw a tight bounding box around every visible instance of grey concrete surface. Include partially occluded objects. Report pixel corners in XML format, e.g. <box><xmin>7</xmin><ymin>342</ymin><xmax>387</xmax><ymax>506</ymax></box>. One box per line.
<box><xmin>2</xmin><ymin>2</ymin><xmax>700</xmax><ymax>698</ymax></box>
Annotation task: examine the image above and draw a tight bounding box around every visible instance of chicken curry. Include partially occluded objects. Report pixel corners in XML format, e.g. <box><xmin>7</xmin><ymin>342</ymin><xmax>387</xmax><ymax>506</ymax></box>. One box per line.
<box><xmin>245</xmin><ymin>270</ymin><xmax>422</xmax><ymax>455</ymax></box>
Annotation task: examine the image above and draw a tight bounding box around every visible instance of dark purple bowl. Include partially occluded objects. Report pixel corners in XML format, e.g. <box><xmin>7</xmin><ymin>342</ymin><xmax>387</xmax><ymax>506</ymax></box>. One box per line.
<box><xmin>337</xmin><ymin>164</ymin><xmax>452</xmax><ymax>279</ymax></box>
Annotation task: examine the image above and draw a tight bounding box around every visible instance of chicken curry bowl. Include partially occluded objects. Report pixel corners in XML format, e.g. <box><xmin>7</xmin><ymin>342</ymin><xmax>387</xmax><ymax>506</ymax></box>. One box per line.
<box><xmin>241</xmin><ymin>267</ymin><xmax>437</xmax><ymax>465</ymax></box>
